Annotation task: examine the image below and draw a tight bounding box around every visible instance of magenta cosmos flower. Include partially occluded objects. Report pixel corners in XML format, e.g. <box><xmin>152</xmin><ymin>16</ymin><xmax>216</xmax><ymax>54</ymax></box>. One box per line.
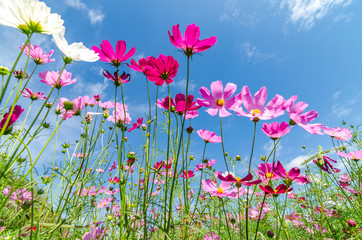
<box><xmin>20</xmin><ymin>43</ymin><xmax>54</xmax><ymax>65</ymax></box>
<box><xmin>180</xmin><ymin>170</ymin><xmax>195</xmax><ymax>179</ymax></box>
<box><xmin>218</xmin><ymin>173</ymin><xmax>261</xmax><ymax>186</ymax></box>
<box><xmin>234</xmin><ymin>86</ymin><xmax>285</xmax><ymax>122</ymax></box>
<box><xmin>197</xmin><ymin>80</ymin><xmax>241</xmax><ymax>117</ymax></box>
<box><xmin>259</xmin><ymin>184</ymin><xmax>291</xmax><ymax>197</ymax></box>
<box><xmin>0</xmin><ymin>105</ymin><xmax>24</xmax><ymax>134</ymax></box>
<box><xmin>127</xmin><ymin>57</ymin><xmax>153</xmax><ymax>74</ymax></box>
<box><xmin>168</xmin><ymin>23</ymin><xmax>217</xmax><ymax>57</ymax></box>
<box><xmin>22</xmin><ymin>88</ymin><xmax>46</xmax><ymax>100</ymax></box>
<box><xmin>202</xmin><ymin>179</ymin><xmax>237</xmax><ymax>198</ymax></box>
<box><xmin>197</xmin><ymin>129</ymin><xmax>222</xmax><ymax>143</ymax></box>
<box><xmin>313</xmin><ymin>156</ymin><xmax>340</xmax><ymax>174</ymax></box>
<box><xmin>195</xmin><ymin>159</ymin><xmax>216</xmax><ymax>171</ymax></box>
<box><xmin>337</xmin><ymin>150</ymin><xmax>362</xmax><ymax>161</ymax></box>
<box><xmin>128</xmin><ymin>117</ymin><xmax>143</xmax><ymax>132</ymax></box>
<box><xmin>323</xmin><ymin>126</ymin><xmax>352</xmax><ymax>141</ymax></box>
<box><xmin>274</xmin><ymin>161</ymin><xmax>308</xmax><ymax>185</ymax></box>
<box><xmin>255</xmin><ymin>162</ymin><xmax>280</xmax><ymax>184</ymax></box>
<box><xmin>144</xmin><ymin>54</ymin><xmax>179</xmax><ymax>86</ymax></box>
<box><xmin>92</xmin><ymin>39</ymin><xmax>136</xmax><ymax>67</ymax></box>
<box><xmin>284</xmin><ymin>95</ymin><xmax>323</xmax><ymax>134</ymax></box>
<box><xmin>103</xmin><ymin>70</ymin><xmax>131</xmax><ymax>86</ymax></box>
<box><xmin>157</xmin><ymin>93</ymin><xmax>201</xmax><ymax>119</ymax></box>
<box><xmin>261</xmin><ymin>122</ymin><xmax>292</xmax><ymax>139</ymax></box>
<box><xmin>39</xmin><ymin>70</ymin><xmax>76</xmax><ymax>89</ymax></box>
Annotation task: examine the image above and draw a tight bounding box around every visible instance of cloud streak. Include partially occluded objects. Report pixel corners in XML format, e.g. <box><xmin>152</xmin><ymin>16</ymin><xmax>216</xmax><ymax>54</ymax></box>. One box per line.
<box><xmin>65</xmin><ymin>0</ymin><xmax>104</xmax><ymax>25</ymax></box>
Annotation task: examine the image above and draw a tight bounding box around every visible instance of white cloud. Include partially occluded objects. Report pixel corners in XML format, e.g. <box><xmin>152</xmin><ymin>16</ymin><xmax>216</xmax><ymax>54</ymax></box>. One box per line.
<box><xmin>333</xmin><ymin>90</ymin><xmax>341</xmax><ymax>100</ymax></box>
<box><xmin>65</xmin><ymin>0</ymin><xmax>104</xmax><ymax>25</ymax></box>
<box><xmin>220</xmin><ymin>0</ymin><xmax>260</xmax><ymax>26</ymax></box>
<box><xmin>286</xmin><ymin>154</ymin><xmax>309</xmax><ymax>169</ymax></box>
<box><xmin>171</xmin><ymin>79</ymin><xmax>197</xmax><ymax>93</ymax></box>
<box><xmin>240</xmin><ymin>41</ymin><xmax>275</xmax><ymax>63</ymax></box>
<box><xmin>280</xmin><ymin>0</ymin><xmax>352</xmax><ymax>31</ymax></box>
<box><xmin>263</xmin><ymin>141</ymin><xmax>282</xmax><ymax>157</ymax></box>
<box><xmin>334</xmin><ymin>12</ymin><xmax>353</xmax><ymax>23</ymax></box>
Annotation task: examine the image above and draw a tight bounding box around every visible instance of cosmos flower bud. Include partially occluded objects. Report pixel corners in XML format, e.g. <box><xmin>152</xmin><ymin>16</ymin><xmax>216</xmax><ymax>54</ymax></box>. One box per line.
<box><xmin>186</xmin><ymin>126</ymin><xmax>194</xmax><ymax>134</ymax></box>
<box><xmin>235</xmin><ymin>155</ymin><xmax>241</xmax><ymax>161</ymax></box>
<box><xmin>347</xmin><ymin>219</ymin><xmax>357</xmax><ymax>227</ymax></box>
<box><xmin>63</xmin><ymin>101</ymin><xmax>74</xmax><ymax>111</ymax></box>
<box><xmin>0</xmin><ymin>66</ymin><xmax>9</xmax><ymax>76</ymax></box>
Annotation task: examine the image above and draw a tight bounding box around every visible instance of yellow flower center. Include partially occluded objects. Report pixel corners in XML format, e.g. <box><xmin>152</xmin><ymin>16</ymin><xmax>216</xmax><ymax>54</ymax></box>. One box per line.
<box><xmin>18</xmin><ymin>20</ymin><xmax>43</xmax><ymax>34</ymax></box>
<box><xmin>235</xmin><ymin>177</ymin><xmax>241</xmax><ymax>182</ymax></box>
<box><xmin>216</xmin><ymin>99</ymin><xmax>224</xmax><ymax>106</ymax></box>
<box><xmin>266</xmin><ymin>172</ymin><xmax>274</xmax><ymax>178</ymax></box>
<box><xmin>251</xmin><ymin>109</ymin><xmax>261</xmax><ymax>116</ymax></box>
<box><xmin>217</xmin><ymin>188</ymin><xmax>224</xmax><ymax>194</ymax></box>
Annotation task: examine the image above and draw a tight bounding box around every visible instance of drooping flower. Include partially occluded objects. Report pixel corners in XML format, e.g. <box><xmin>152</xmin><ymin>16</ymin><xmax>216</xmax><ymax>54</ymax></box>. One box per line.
<box><xmin>20</xmin><ymin>44</ymin><xmax>54</xmax><ymax>65</ymax></box>
<box><xmin>323</xmin><ymin>126</ymin><xmax>352</xmax><ymax>141</ymax></box>
<box><xmin>53</xmin><ymin>27</ymin><xmax>99</xmax><ymax>62</ymax></box>
<box><xmin>92</xmin><ymin>39</ymin><xmax>135</xmax><ymax>67</ymax></box>
<box><xmin>274</xmin><ymin>161</ymin><xmax>309</xmax><ymax>185</ymax></box>
<box><xmin>195</xmin><ymin>159</ymin><xmax>216</xmax><ymax>171</ymax></box>
<box><xmin>0</xmin><ymin>105</ymin><xmax>24</xmax><ymax>134</ymax></box>
<box><xmin>128</xmin><ymin>117</ymin><xmax>143</xmax><ymax>132</ymax></box>
<box><xmin>255</xmin><ymin>162</ymin><xmax>280</xmax><ymax>184</ymax></box>
<box><xmin>22</xmin><ymin>88</ymin><xmax>46</xmax><ymax>100</ymax></box>
<box><xmin>108</xmin><ymin>177</ymin><xmax>120</xmax><ymax>184</ymax></box>
<box><xmin>39</xmin><ymin>70</ymin><xmax>76</xmax><ymax>89</ymax></box>
<box><xmin>180</xmin><ymin>170</ymin><xmax>195</xmax><ymax>179</ymax></box>
<box><xmin>284</xmin><ymin>95</ymin><xmax>323</xmax><ymax>134</ymax></box>
<box><xmin>259</xmin><ymin>184</ymin><xmax>291</xmax><ymax>197</ymax></box>
<box><xmin>234</xmin><ymin>86</ymin><xmax>285</xmax><ymax>122</ymax></box>
<box><xmin>144</xmin><ymin>54</ymin><xmax>179</xmax><ymax>86</ymax></box>
<box><xmin>157</xmin><ymin>93</ymin><xmax>201</xmax><ymax>119</ymax></box>
<box><xmin>127</xmin><ymin>57</ymin><xmax>153</xmax><ymax>74</ymax></box>
<box><xmin>197</xmin><ymin>80</ymin><xmax>241</xmax><ymax>117</ymax></box>
<box><xmin>337</xmin><ymin>150</ymin><xmax>362</xmax><ymax>162</ymax></box>
<box><xmin>103</xmin><ymin>70</ymin><xmax>130</xmax><ymax>86</ymax></box>
<box><xmin>202</xmin><ymin>179</ymin><xmax>237</xmax><ymax>198</ymax></box>
<box><xmin>197</xmin><ymin>129</ymin><xmax>222</xmax><ymax>143</ymax></box>
<box><xmin>261</xmin><ymin>122</ymin><xmax>292</xmax><ymax>139</ymax></box>
<box><xmin>313</xmin><ymin>156</ymin><xmax>340</xmax><ymax>174</ymax></box>
<box><xmin>0</xmin><ymin>0</ymin><xmax>64</xmax><ymax>35</ymax></box>
<box><xmin>218</xmin><ymin>173</ymin><xmax>262</xmax><ymax>186</ymax></box>
<box><xmin>168</xmin><ymin>23</ymin><xmax>217</xmax><ymax>57</ymax></box>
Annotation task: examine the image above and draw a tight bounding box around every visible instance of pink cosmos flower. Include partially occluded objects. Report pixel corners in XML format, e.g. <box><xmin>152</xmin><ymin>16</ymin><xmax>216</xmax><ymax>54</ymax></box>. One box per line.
<box><xmin>323</xmin><ymin>126</ymin><xmax>352</xmax><ymax>141</ymax></box>
<box><xmin>234</xmin><ymin>86</ymin><xmax>285</xmax><ymax>122</ymax></box>
<box><xmin>92</xmin><ymin>39</ymin><xmax>136</xmax><ymax>67</ymax></box>
<box><xmin>157</xmin><ymin>93</ymin><xmax>201</xmax><ymax>119</ymax></box>
<box><xmin>72</xmin><ymin>153</ymin><xmax>88</xmax><ymax>159</ymax></box>
<box><xmin>197</xmin><ymin>80</ymin><xmax>241</xmax><ymax>117</ymax></box>
<box><xmin>103</xmin><ymin>70</ymin><xmax>130</xmax><ymax>86</ymax></box>
<box><xmin>144</xmin><ymin>54</ymin><xmax>179</xmax><ymax>86</ymax></box>
<box><xmin>3</xmin><ymin>187</ymin><xmax>32</xmax><ymax>208</ymax></box>
<box><xmin>259</xmin><ymin>184</ymin><xmax>291</xmax><ymax>197</ymax></box>
<box><xmin>39</xmin><ymin>70</ymin><xmax>76</xmax><ymax>89</ymax></box>
<box><xmin>313</xmin><ymin>156</ymin><xmax>340</xmax><ymax>174</ymax></box>
<box><xmin>255</xmin><ymin>162</ymin><xmax>280</xmax><ymax>184</ymax></box>
<box><xmin>94</xmin><ymin>94</ymin><xmax>101</xmax><ymax>101</ymax></box>
<box><xmin>261</xmin><ymin>122</ymin><xmax>292</xmax><ymax>139</ymax></box>
<box><xmin>82</xmin><ymin>225</ymin><xmax>107</xmax><ymax>240</ymax></box>
<box><xmin>128</xmin><ymin>117</ymin><xmax>143</xmax><ymax>132</ymax></box>
<box><xmin>339</xmin><ymin>173</ymin><xmax>352</xmax><ymax>187</ymax></box>
<box><xmin>284</xmin><ymin>95</ymin><xmax>323</xmax><ymax>134</ymax></box>
<box><xmin>107</xmin><ymin>105</ymin><xmax>131</xmax><ymax>127</ymax></box>
<box><xmin>168</xmin><ymin>24</ymin><xmax>217</xmax><ymax>57</ymax></box>
<box><xmin>109</xmin><ymin>161</ymin><xmax>118</xmax><ymax>171</ymax></box>
<box><xmin>203</xmin><ymin>232</ymin><xmax>220</xmax><ymax>240</ymax></box>
<box><xmin>197</xmin><ymin>129</ymin><xmax>222</xmax><ymax>143</ymax></box>
<box><xmin>274</xmin><ymin>161</ymin><xmax>309</xmax><ymax>185</ymax></box>
<box><xmin>337</xmin><ymin>150</ymin><xmax>362</xmax><ymax>161</ymax></box>
<box><xmin>20</xmin><ymin>43</ymin><xmax>54</xmax><ymax>65</ymax></box>
<box><xmin>218</xmin><ymin>173</ymin><xmax>262</xmax><ymax>186</ymax></box>
<box><xmin>180</xmin><ymin>170</ymin><xmax>195</xmax><ymax>179</ymax></box>
<box><xmin>195</xmin><ymin>159</ymin><xmax>216</xmax><ymax>171</ymax></box>
<box><xmin>97</xmin><ymin>100</ymin><xmax>114</xmax><ymax>110</ymax></box>
<box><xmin>127</xmin><ymin>57</ymin><xmax>153</xmax><ymax>74</ymax></box>
<box><xmin>97</xmin><ymin>197</ymin><xmax>113</xmax><ymax>209</ymax></box>
<box><xmin>83</xmin><ymin>96</ymin><xmax>96</xmax><ymax>107</ymax></box>
<box><xmin>108</xmin><ymin>177</ymin><xmax>120</xmax><ymax>184</ymax></box>
<box><xmin>59</xmin><ymin>96</ymin><xmax>86</xmax><ymax>120</ymax></box>
<box><xmin>0</xmin><ymin>105</ymin><xmax>24</xmax><ymax>134</ymax></box>
<box><xmin>202</xmin><ymin>179</ymin><xmax>237</xmax><ymax>198</ymax></box>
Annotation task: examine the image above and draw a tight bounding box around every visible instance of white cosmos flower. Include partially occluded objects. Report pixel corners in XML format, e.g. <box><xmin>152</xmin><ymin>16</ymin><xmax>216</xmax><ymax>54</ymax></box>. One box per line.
<box><xmin>52</xmin><ymin>27</ymin><xmax>99</xmax><ymax>62</ymax></box>
<box><xmin>0</xmin><ymin>0</ymin><xmax>64</xmax><ymax>35</ymax></box>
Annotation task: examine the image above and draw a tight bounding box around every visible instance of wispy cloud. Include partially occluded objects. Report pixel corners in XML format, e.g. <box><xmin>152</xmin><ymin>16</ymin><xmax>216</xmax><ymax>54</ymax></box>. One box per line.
<box><xmin>220</xmin><ymin>0</ymin><xmax>260</xmax><ymax>26</ymax></box>
<box><xmin>280</xmin><ymin>0</ymin><xmax>352</xmax><ymax>31</ymax></box>
<box><xmin>333</xmin><ymin>90</ymin><xmax>341</xmax><ymax>100</ymax></box>
<box><xmin>240</xmin><ymin>41</ymin><xmax>276</xmax><ymax>63</ymax></box>
<box><xmin>263</xmin><ymin>141</ymin><xmax>282</xmax><ymax>157</ymax></box>
<box><xmin>331</xmin><ymin>98</ymin><xmax>356</xmax><ymax>119</ymax></box>
<box><xmin>286</xmin><ymin>155</ymin><xmax>309</xmax><ymax>169</ymax></box>
<box><xmin>65</xmin><ymin>0</ymin><xmax>104</xmax><ymax>25</ymax></box>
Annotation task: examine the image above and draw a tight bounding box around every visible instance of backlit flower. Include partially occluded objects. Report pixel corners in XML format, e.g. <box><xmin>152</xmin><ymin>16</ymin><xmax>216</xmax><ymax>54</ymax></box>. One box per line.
<box><xmin>127</xmin><ymin>57</ymin><xmax>153</xmax><ymax>74</ymax></box>
<box><xmin>197</xmin><ymin>129</ymin><xmax>222</xmax><ymax>143</ymax></box>
<box><xmin>202</xmin><ymin>179</ymin><xmax>237</xmax><ymax>198</ymax></box>
<box><xmin>261</xmin><ymin>122</ymin><xmax>292</xmax><ymax>139</ymax></box>
<box><xmin>20</xmin><ymin>44</ymin><xmax>54</xmax><ymax>64</ymax></box>
<box><xmin>157</xmin><ymin>93</ymin><xmax>201</xmax><ymax>119</ymax></box>
<box><xmin>53</xmin><ymin>27</ymin><xmax>99</xmax><ymax>62</ymax></box>
<box><xmin>128</xmin><ymin>117</ymin><xmax>143</xmax><ymax>132</ymax></box>
<box><xmin>323</xmin><ymin>126</ymin><xmax>352</xmax><ymax>141</ymax></box>
<box><xmin>197</xmin><ymin>80</ymin><xmax>241</xmax><ymax>117</ymax></box>
<box><xmin>234</xmin><ymin>86</ymin><xmax>285</xmax><ymax>122</ymax></box>
<box><xmin>92</xmin><ymin>39</ymin><xmax>135</xmax><ymax>67</ymax></box>
<box><xmin>144</xmin><ymin>54</ymin><xmax>179</xmax><ymax>86</ymax></box>
<box><xmin>39</xmin><ymin>70</ymin><xmax>76</xmax><ymax>89</ymax></box>
<box><xmin>0</xmin><ymin>0</ymin><xmax>64</xmax><ymax>35</ymax></box>
<box><xmin>180</xmin><ymin>170</ymin><xmax>195</xmax><ymax>179</ymax></box>
<box><xmin>168</xmin><ymin>23</ymin><xmax>217</xmax><ymax>57</ymax></box>
<box><xmin>337</xmin><ymin>150</ymin><xmax>362</xmax><ymax>161</ymax></box>
<box><xmin>22</xmin><ymin>88</ymin><xmax>46</xmax><ymax>100</ymax></box>
<box><xmin>218</xmin><ymin>173</ymin><xmax>261</xmax><ymax>186</ymax></box>
<box><xmin>0</xmin><ymin>105</ymin><xmax>24</xmax><ymax>134</ymax></box>
<box><xmin>259</xmin><ymin>184</ymin><xmax>291</xmax><ymax>197</ymax></box>
<box><xmin>103</xmin><ymin>70</ymin><xmax>130</xmax><ymax>86</ymax></box>
<box><xmin>255</xmin><ymin>162</ymin><xmax>280</xmax><ymax>184</ymax></box>
<box><xmin>274</xmin><ymin>161</ymin><xmax>308</xmax><ymax>185</ymax></box>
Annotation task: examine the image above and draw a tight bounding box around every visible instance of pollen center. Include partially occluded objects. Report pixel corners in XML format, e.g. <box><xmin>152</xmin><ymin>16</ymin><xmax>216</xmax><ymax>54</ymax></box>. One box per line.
<box><xmin>216</xmin><ymin>99</ymin><xmax>224</xmax><ymax>106</ymax></box>
<box><xmin>251</xmin><ymin>109</ymin><xmax>261</xmax><ymax>116</ymax></box>
<box><xmin>217</xmin><ymin>188</ymin><xmax>224</xmax><ymax>194</ymax></box>
<box><xmin>266</xmin><ymin>172</ymin><xmax>274</xmax><ymax>178</ymax></box>
<box><xmin>235</xmin><ymin>177</ymin><xmax>241</xmax><ymax>182</ymax></box>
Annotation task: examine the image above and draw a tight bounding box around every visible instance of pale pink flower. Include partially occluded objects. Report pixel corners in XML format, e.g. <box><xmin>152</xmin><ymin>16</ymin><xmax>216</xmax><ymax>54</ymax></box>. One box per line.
<box><xmin>234</xmin><ymin>86</ymin><xmax>285</xmax><ymax>122</ymax></box>
<box><xmin>337</xmin><ymin>150</ymin><xmax>362</xmax><ymax>161</ymax></box>
<box><xmin>83</xmin><ymin>96</ymin><xmax>96</xmax><ymax>107</ymax></box>
<box><xmin>20</xmin><ymin>43</ymin><xmax>54</xmax><ymax>65</ymax></box>
<box><xmin>22</xmin><ymin>88</ymin><xmax>47</xmax><ymax>100</ymax></box>
<box><xmin>197</xmin><ymin>80</ymin><xmax>241</xmax><ymax>117</ymax></box>
<box><xmin>39</xmin><ymin>70</ymin><xmax>76</xmax><ymax>89</ymax></box>
<box><xmin>82</xmin><ymin>225</ymin><xmax>106</xmax><ymax>240</ymax></box>
<box><xmin>97</xmin><ymin>100</ymin><xmax>114</xmax><ymax>110</ymax></box>
<box><xmin>98</xmin><ymin>198</ymin><xmax>112</xmax><ymax>208</ymax></box>
<box><xmin>202</xmin><ymin>179</ymin><xmax>237</xmax><ymax>198</ymax></box>
<box><xmin>324</xmin><ymin>126</ymin><xmax>352</xmax><ymax>141</ymax></box>
<box><xmin>195</xmin><ymin>159</ymin><xmax>216</xmax><ymax>171</ymax></box>
<box><xmin>197</xmin><ymin>129</ymin><xmax>222</xmax><ymax>143</ymax></box>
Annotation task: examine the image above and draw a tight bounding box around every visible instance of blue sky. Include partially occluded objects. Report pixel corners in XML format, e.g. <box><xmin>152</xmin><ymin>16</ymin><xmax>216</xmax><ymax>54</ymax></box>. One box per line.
<box><xmin>1</xmin><ymin>0</ymin><xmax>361</xmax><ymax>175</ymax></box>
